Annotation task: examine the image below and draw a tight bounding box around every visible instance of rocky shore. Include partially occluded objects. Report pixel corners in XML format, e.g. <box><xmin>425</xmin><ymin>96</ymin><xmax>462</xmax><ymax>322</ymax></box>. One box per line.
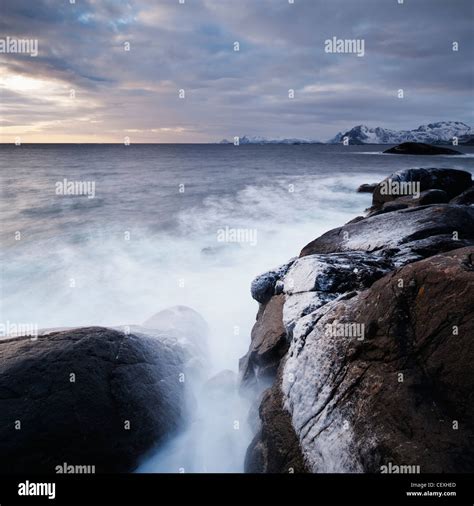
<box><xmin>241</xmin><ymin>167</ymin><xmax>474</xmax><ymax>473</ymax></box>
<box><xmin>0</xmin><ymin>306</ymin><xmax>207</xmax><ymax>473</ymax></box>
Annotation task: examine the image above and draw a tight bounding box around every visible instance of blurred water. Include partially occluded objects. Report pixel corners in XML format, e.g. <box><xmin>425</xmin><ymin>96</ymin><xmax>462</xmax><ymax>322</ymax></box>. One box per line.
<box><xmin>1</xmin><ymin>143</ymin><xmax>473</xmax><ymax>471</ymax></box>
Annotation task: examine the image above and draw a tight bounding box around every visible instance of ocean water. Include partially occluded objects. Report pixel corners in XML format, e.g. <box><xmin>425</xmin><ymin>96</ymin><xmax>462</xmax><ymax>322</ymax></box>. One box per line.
<box><xmin>1</xmin><ymin>143</ymin><xmax>473</xmax><ymax>472</ymax></box>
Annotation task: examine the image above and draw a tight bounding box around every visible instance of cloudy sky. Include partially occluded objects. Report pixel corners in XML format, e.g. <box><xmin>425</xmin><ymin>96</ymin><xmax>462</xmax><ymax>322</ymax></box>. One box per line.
<box><xmin>0</xmin><ymin>0</ymin><xmax>473</xmax><ymax>143</ymax></box>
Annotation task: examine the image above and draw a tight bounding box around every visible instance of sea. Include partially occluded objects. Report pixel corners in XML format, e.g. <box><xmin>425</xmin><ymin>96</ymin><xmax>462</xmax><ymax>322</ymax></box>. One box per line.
<box><xmin>1</xmin><ymin>143</ymin><xmax>473</xmax><ymax>471</ymax></box>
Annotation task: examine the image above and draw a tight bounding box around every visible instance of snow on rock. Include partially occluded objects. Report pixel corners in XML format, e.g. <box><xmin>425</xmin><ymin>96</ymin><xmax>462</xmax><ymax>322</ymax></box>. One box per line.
<box><xmin>250</xmin><ymin>258</ymin><xmax>296</xmax><ymax>304</ymax></box>
<box><xmin>282</xmin><ymin>252</ymin><xmax>392</xmax><ymax>295</ymax></box>
<box><xmin>243</xmin><ymin>168</ymin><xmax>474</xmax><ymax>474</ymax></box>
<box><xmin>281</xmin><ymin>297</ymin><xmax>369</xmax><ymax>472</ymax></box>
<box><xmin>283</xmin><ymin>291</ymin><xmax>336</xmax><ymax>338</ymax></box>
<box><xmin>300</xmin><ymin>205</ymin><xmax>474</xmax><ymax>264</ymax></box>
<box><xmin>327</xmin><ymin>121</ymin><xmax>472</xmax><ymax>145</ymax></box>
<box><xmin>220</xmin><ymin>135</ymin><xmax>321</xmax><ymax>144</ymax></box>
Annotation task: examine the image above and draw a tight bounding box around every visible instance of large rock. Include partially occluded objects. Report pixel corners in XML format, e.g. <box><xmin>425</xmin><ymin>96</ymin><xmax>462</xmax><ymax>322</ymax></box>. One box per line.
<box><xmin>300</xmin><ymin>204</ymin><xmax>474</xmax><ymax>265</ymax></box>
<box><xmin>357</xmin><ymin>183</ymin><xmax>377</xmax><ymax>193</ymax></box>
<box><xmin>366</xmin><ymin>189</ymin><xmax>450</xmax><ymax>218</ymax></box>
<box><xmin>242</xmin><ymin>168</ymin><xmax>474</xmax><ymax>474</ymax></box>
<box><xmin>283</xmin><ymin>252</ymin><xmax>392</xmax><ymax>295</ymax></box>
<box><xmin>142</xmin><ymin>305</ymin><xmax>208</xmax><ymax>342</ymax></box>
<box><xmin>141</xmin><ymin>305</ymin><xmax>210</xmax><ymax>375</ymax></box>
<box><xmin>0</xmin><ymin>327</ymin><xmax>186</xmax><ymax>473</ymax></box>
<box><xmin>372</xmin><ymin>168</ymin><xmax>472</xmax><ymax>208</ymax></box>
<box><xmin>450</xmin><ymin>186</ymin><xmax>474</xmax><ymax>205</ymax></box>
<box><xmin>240</xmin><ymin>295</ymin><xmax>289</xmax><ymax>390</ymax></box>
<box><xmin>281</xmin><ymin>252</ymin><xmax>392</xmax><ymax>336</ymax></box>
<box><xmin>383</xmin><ymin>142</ymin><xmax>462</xmax><ymax>155</ymax></box>
<box><xmin>250</xmin><ymin>260</ymin><xmax>295</xmax><ymax>304</ymax></box>
<box><xmin>282</xmin><ymin>247</ymin><xmax>474</xmax><ymax>472</ymax></box>
<box><xmin>244</xmin><ymin>371</ymin><xmax>308</xmax><ymax>473</ymax></box>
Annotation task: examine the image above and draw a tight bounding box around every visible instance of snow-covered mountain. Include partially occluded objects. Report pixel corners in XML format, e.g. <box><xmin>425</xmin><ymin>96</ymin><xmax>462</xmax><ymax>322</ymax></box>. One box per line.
<box><xmin>219</xmin><ymin>135</ymin><xmax>321</xmax><ymax>145</ymax></box>
<box><xmin>327</xmin><ymin>121</ymin><xmax>472</xmax><ymax>145</ymax></box>
<box><xmin>218</xmin><ymin>122</ymin><xmax>473</xmax><ymax>145</ymax></box>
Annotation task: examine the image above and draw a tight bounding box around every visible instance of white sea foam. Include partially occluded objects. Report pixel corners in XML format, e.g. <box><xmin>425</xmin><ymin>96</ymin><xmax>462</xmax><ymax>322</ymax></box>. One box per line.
<box><xmin>11</xmin><ymin>143</ymin><xmax>467</xmax><ymax>471</ymax></box>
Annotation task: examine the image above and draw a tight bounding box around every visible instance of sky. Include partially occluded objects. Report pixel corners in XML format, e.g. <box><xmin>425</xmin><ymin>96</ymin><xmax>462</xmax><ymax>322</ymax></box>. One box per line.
<box><xmin>0</xmin><ymin>0</ymin><xmax>473</xmax><ymax>143</ymax></box>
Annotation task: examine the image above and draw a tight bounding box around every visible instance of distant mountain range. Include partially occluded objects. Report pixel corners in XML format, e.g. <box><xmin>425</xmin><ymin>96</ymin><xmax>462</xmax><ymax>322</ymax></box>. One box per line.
<box><xmin>219</xmin><ymin>122</ymin><xmax>473</xmax><ymax>145</ymax></box>
<box><xmin>219</xmin><ymin>135</ymin><xmax>322</xmax><ymax>145</ymax></box>
<box><xmin>328</xmin><ymin>121</ymin><xmax>473</xmax><ymax>145</ymax></box>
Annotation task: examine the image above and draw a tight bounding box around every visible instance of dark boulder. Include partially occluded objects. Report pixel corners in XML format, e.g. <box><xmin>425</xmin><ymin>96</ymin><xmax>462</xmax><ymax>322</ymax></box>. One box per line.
<box><xmin>0</xmin><ymin>327</ymin><xmax>186</xmax><ymax>473</ymax></box>
<box><xmin>416</xmin><ymin>188</ymin><xmax>450</xmax><ymax>205</ymax></box>
<box><xmin>357</xmin><ymin>183</ymin><xmax>377</xmax><ymax>193</ymax></box>
<box><xmin>383</xmin><ymin>142</ymin><xmax>462</xmax><ymax>155</ymax></box>
<box><xmin>372</xmin><ymin>201</ymin><xmax>409</xmax><ymax>215</ymax></box>
<box><xmin>367</xmin><ymin>189</ymin><xmax>449</xmax><ymax>217</ymax></box>
<box><xmin>372</xmin><ymin>168</ymin><xmax>472</xmax><ymax>208</ymax></box>
<box><xmin>244</xmin><ymin>374</ymin><xmax>307</xmax><ymax>473</ymax></box>
<box><xmin>391</xmin><ymin>189</ymin><xmax>449</xmax><ymax>207</ymax></box>
<box><xmin>450</xmin><ymin>186</ymin><xmax>474</xmax><ymax>205</ymax></box>
<box><xmin>250</xmin><ymin>260</ymin><xmax>295</xmax><ymax>304</ymax></box>
<box><xmin>240</xmin><ymin>295</ymin><xmax>288</xmax><ymax>390</ymax></box>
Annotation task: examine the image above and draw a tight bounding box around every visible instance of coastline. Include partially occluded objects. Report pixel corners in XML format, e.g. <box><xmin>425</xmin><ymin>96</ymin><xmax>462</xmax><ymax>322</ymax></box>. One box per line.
<box><xmin>241</xmin><ymin>167</ymin><xmax>474</xmax><ymax>473</ymax></box>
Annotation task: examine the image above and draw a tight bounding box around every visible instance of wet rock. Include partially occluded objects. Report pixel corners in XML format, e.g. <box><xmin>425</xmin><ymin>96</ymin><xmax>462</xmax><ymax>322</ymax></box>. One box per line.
<box><xmin>282</xmin><ymin>247</ymin><xmax>474</xmax><ymax>472</ymax></box>
<box><xmin>372</xmin><ymin>168</ymin><xmax>472</xmax><ymax>208</ymax></box>
<box><xmin>283</xmin><ymin>252</ymin><xmax>392</xmax><ymax>295</ymax></box>
<box><xmin>450</xmin><ymin>186</ymin><xmax>474</xmax><ymax>205</ymax></box>
<box><xmin>345</xmin><ymin>215</ymin><xmax>365</xmax><ymax>225</ymax></box>
<box><xmin>300</xmin><ymin>204</ymin><xmax>474</xmax><ymax>265</ymax></box>
<box><xmin>141</xmin><ymin>305</ymin><xmax>210</xmax><ymax>374</ymax></box>
<box><xmin>373</xmin><ymin>201</ymin><xmax>409</xmax><ymax>215</ymax></box>
<box><xmin>0</xmin><ymin>327</ymin><xmax>186</xmax><ymax>473</ymax></box>
<box><xmin>142</xmin><ymin>305</ymin><xmax>208</xmax><ymax>344</ymax></box>
<box><xmin>244</xmin><ymin>374</ymin><xmax>308</xmax><ymax>473</ymax></box>
<box><xmin>240</xmin><ymin>295</ymin><xmax>288</xmax><ymax>390</ymax></box>
<box><xmin>367</xmin><ymin>189</ymin><xmax>449</xmax><ymax>217</ymax></box>
<box><xmin>383</xmin><ymin>142</ymin><xmax>462</xmax><ymax>155</ymax></box>
<box><xmin>415</xmin><ymin>188</ymin><xmax>449</xmax><ymax>205</ymax></box>
<box><xmin>357</xmin><ymin>183</ymin><xmax>377</xmax><ymax>193</ymax></box>
<box><xmin>242</xmin><ymin>168</ymin><xmax>474</xmax><ymax>474</ymax></box>
<box><xmin>250</xmin><ymin>260</ymin><xmax>295</xmax><ymax>304</ymax></box>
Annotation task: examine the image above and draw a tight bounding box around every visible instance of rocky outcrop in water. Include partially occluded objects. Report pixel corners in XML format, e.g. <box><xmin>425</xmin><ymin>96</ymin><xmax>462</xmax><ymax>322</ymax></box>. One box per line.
<box><xmin>356</xmin><ymin>183</ymin><xmax>377</xmax><ymax>193</ymax></box>
<box><xmin>241</xmin><ymin>167</ymin><xmax>474</xmax><ymax>473</ymax></box>
<box><xmin>371</xmin><ymin>168</ymin><xmax>472</xmax><ymax>209</ymax></box>
<box><xmin>451</xmin><ymin>186</ymin><xmax>474</xmax><ymax>205</ymax></box>
<box><xmin>0</xmin><ymin>307</ymin><xmax>207</xmax><ymax>474</ymax></box>
<box><xmin>383</xmin><ymin>142</ymin><xmax>462</xmax><ymax>155</ymax></box>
